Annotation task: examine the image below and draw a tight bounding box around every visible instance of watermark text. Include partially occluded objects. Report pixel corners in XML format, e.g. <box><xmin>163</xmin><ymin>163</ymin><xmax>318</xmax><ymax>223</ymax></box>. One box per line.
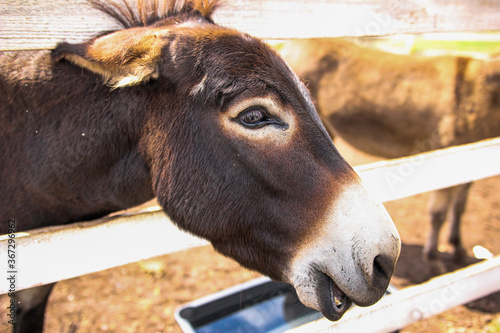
<box><xmin>6</xmin><ymin>219</ymin><xmax>17</xmax><ymax>325</ymax></box>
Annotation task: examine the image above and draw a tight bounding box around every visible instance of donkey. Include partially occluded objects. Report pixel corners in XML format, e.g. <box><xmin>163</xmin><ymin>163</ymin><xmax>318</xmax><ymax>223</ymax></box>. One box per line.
<box><xmin>279</xmin><ymin>37</ymin><xmax>500</xmax><ymax>273</ymax></box>
<box><xmin>0</xmin><ymin>1</ymin><xmax>401</xmax><ymax>332</ymax></box>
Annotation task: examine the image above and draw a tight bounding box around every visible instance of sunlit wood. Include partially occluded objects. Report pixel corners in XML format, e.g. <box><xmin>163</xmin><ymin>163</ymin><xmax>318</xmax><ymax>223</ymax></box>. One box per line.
<box><xmin>1</xmin><ymin>0</ymin><xmax>500</xmax><ymax>51</ymax></box>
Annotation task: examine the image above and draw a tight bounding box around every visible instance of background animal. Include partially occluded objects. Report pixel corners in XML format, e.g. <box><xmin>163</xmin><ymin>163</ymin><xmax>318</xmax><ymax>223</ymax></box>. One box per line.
<box><xmin>279</xmin><ymin>37</ymin><xmax>500</xmax><ymax>273</ymax></box>
<box><xmin>0</xmin><ymin>2</ymin><xmax>400</xmax><ymax>332</ymax></box>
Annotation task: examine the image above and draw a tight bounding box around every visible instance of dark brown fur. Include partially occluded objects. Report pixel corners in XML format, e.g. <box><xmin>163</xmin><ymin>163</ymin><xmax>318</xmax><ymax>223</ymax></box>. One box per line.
<box><xmin>1</xmin><ymin>2</ymin><xmax>401</xmax><ymax>332</ymax></box>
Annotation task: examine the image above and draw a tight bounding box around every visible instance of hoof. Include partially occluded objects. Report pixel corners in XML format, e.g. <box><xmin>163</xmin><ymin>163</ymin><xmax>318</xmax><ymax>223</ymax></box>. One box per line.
<box><xmin>422</xmin><ymin>250</ymin><xmax>447</xmax><ymax>276</ymax></box>
<box><xmin>452</xmin><ymin>246</ymin><xmax>467</xmax><ymax>263</ymax></box>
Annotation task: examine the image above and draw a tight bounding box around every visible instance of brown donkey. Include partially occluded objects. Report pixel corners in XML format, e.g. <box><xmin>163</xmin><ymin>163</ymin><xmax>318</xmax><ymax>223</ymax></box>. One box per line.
<box><xmin>279</xmin><ymin>37</ymin><xmax>500</xmax><ymax>273</ymax></box>
<box><xmin>0</xmin><ymin>2</ymin><xmax>400</xmax><ymax>332</ymax></box>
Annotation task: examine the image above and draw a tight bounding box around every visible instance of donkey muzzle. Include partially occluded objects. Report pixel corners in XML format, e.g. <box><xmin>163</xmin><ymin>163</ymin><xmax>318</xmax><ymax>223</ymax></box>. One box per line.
<box><xmin>286</xmin><ymin>183</ymin><xmax>401</xmax><ymax>320</ymax></box>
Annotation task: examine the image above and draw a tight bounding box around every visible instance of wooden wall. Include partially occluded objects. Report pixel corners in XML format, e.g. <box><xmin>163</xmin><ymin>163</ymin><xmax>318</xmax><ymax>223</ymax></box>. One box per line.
<box><xmin>1</xmin><ymin>0</ymin><xmax>500</xmax><ymax>51</ymax></box>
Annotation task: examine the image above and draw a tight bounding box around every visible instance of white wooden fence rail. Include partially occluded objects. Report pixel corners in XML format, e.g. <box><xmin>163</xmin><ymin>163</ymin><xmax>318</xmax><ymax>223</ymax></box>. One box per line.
<box><xmin>357</xmin><ymin>137</ymin><xmax>500</xmax><ymax>202</ymax></box>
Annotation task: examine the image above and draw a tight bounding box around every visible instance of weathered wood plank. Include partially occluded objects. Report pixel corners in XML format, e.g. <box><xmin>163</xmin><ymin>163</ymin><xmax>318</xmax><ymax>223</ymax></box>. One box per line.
<box><xmin>0</xmin><ymin>210</ymin><xmax>208</xmax><ymax>294</ymax></box>
<box><xmin>1</xmin><ymin>0</ymin><xmax>500</xmax><ymax>51</ymax></box>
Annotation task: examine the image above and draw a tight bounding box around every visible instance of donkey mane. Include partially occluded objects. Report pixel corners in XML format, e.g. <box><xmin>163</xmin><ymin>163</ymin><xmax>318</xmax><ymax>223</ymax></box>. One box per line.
<box><xmin>88</xmin><ymin>0</ymin><xmax>220</xmax><ymax>29</ymax></box>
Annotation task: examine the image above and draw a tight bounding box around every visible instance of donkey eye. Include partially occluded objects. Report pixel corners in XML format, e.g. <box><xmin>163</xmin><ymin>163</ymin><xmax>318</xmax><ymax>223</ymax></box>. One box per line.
<box><xmin>235</xmin><ymin>106</ymin><xmax>287</xmax><ymax>129</ymax></box>
<box><xmin>239</xmin><ymin>107</ymin><xmax>265</xmax><ymax>126</ymax></box>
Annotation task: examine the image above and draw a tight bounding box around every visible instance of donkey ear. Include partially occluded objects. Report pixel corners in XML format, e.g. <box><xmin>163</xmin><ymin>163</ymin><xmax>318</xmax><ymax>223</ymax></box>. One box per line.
<box><xmin>53</xmin><ymin>28</ymin><xmax>168</xmax><ymax>88</ymax></box>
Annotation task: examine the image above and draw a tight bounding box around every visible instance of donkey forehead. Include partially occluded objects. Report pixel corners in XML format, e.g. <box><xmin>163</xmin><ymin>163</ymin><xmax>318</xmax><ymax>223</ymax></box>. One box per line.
<box><xmin>173</xmin><ymin>28</ymin><xmax>316</xmax><ymax>112</ymax></box>
<box><xmin>170</xmin><ymin>28</ymin><xmax>290</xmax><ymax>83</ymax></box>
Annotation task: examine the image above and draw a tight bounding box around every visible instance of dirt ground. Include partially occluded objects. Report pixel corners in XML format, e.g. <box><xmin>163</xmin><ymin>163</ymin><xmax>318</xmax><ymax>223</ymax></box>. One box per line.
<box><xmin>1</xmin><ymin>139</ymin><xmax>499</xmax><ymax>333</ymax></box>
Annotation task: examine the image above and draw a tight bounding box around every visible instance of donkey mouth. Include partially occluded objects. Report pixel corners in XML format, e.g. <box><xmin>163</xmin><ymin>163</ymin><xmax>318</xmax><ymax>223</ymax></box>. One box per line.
<box><xmin>317</xmin><ymin>272</ymin><xmax>353</xmax><ymax>321</ymax></box>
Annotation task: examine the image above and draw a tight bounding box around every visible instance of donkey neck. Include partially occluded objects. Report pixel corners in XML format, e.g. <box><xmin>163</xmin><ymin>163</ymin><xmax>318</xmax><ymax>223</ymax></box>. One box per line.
<box><xmin>0</xmin><ymin>50</ymin><xmax>154</xmax><ymax>232</ymax></box>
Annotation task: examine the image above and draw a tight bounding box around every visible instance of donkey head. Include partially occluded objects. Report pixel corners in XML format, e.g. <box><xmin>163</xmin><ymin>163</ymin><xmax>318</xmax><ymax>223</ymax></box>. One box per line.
<box><xmin>53</xmin><ymin>0</ymin><xmax>400</xmax><ymax>321</ymax></box>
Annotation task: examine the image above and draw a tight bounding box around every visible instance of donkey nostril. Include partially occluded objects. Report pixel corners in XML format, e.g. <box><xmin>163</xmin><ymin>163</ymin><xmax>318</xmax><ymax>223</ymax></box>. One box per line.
<box><xmin>373</xmin><ymin>255</ymin><xmax>387</xmax><ymax>279</ymax></box>
<box><xmin>372</xmin><ymin>254</ymin><xmax>392</xmax><ymax>287</ymax></box>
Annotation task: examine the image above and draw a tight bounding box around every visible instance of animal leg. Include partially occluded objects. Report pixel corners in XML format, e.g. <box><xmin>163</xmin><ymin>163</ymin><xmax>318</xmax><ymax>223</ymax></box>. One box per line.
<box><xmin>448</xmin><ymin>182</ymin><xmax>473</xmax><ymax>262</ymax></box>
<box><xmin>14</xmin><ymin>283</ymin><xmax>55</xmax><ymax>333</ymax></box>
<box><xmin>424</xmin><ymin>188</ymin><xmax>453</xmax><ymax>274</ymax></box>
